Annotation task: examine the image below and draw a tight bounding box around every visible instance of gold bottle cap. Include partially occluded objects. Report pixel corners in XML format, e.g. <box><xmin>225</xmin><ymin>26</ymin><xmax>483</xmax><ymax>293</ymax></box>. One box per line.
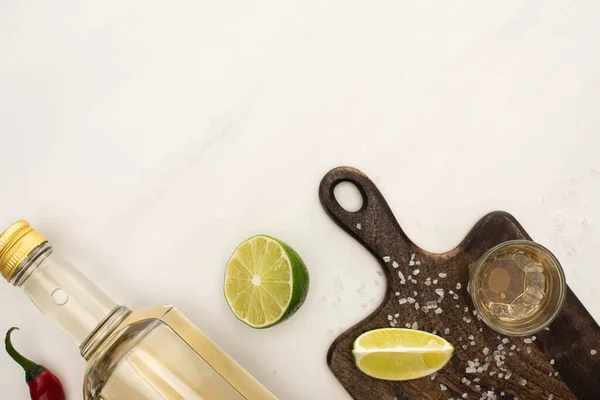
<box><xmin>0</xmin><ymin>220</ymin><xmax>47</xmax><ymax>281</ymax></box>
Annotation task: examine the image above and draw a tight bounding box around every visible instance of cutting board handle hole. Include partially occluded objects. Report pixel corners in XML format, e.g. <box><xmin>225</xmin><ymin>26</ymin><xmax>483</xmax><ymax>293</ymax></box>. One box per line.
<box><xmin>333</xmin><ymin>181</ymin><xmax>364</xmax><ymax>213</ymax></box>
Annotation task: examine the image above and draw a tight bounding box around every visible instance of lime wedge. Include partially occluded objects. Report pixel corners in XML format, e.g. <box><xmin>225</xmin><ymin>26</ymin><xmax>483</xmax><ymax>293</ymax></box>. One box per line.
<box><xmin>353</xmin><ymin>328</ymin><xmax>454</xmax><ymax>380</ymax></box>
<box><xmin>224</xmin><ymin>235</ymin><xmax>309</xmax><ymax>328</ymax></box>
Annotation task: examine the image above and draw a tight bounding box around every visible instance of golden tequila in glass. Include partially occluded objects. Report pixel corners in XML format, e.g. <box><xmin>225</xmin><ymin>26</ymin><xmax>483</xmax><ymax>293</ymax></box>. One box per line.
<box><xmin>469</xmin><ymin>240</ymin><xmax>566</xmax><ymax>336</ymax></box>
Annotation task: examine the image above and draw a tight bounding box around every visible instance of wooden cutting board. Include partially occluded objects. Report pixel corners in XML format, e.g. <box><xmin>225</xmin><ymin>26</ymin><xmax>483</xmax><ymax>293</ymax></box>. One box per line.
<box><xmin>319</xmin><ymin>166</ymin><xmax>600</xmax><ymax>400</ymax></box>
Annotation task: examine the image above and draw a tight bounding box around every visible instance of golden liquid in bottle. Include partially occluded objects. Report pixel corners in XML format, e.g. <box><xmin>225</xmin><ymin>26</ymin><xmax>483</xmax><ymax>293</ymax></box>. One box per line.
<box><xmin>85</xmin><ymin>307</ymin><xmax>277</xmax><ymax>400</ymax></box>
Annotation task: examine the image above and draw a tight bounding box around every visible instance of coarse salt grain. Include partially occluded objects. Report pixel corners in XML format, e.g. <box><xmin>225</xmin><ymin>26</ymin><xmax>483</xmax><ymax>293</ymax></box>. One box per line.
<box><xmin>411</xmin><ymin>322</ymin><xmax>418</xmax><ymax>329</ymax></box>
<box><xmin>411</xmin><ymin>279</ymin><xmax>418</xmax><ymax>284</ymax></box>
<box><xmin>413</xmin><ymin>269</ymin><xmax>420</xmax><ymax>275</ymax></box>
<box><xmin>524</xmin><ymin>338</ymin><xmax>532</xmax><ymax>344</ymax></box>
<box><xmin>440</xmin><ymin>384</ymin><xmax>447</xmax><ymax>391</ymax></box>
<box><xmin>435</xmin><ymin>308</ymin><xmax>443</xmax><ymax>314</ymax></box>
<box><xmin>591</xmin><ymin>349</ymin><xmax>597</xmax><ymax>355</ymax></box>
<box><xmin>427</xmin><ymin>301</ymin><xmax>438</xmax><ymax>309</ymax></box>
<box><xmin>433</xmin><ymin>279</ymin><xmax>439</xmax><ymax>284</ymax></box>
<box><xmin>439</xmin><ymin>272</ymin><xmax>447</xmax><ymax>278</ymax></box>
<box><xmin>409</xmin><ymin>260</ymin><xmax>415</xmax><ymax>266</ymax></box>
<box><xmin>399</xmin><ymin>298</ymin><xmax>407</xmax><ymax>304</ymax></box>
<box><xmin>415</xmin><ymin>302</ymin><xmax>420</xmax><ymax>310</ymax></box>
<box><xmin>416</xmin><ymin>261</ymin><xmax>421</xmax><ymax>265</ymax></box>
<box><xmin>456</xmin><ymin>283</ymin><xmax>462</xmax><ymax>289</ymax></box>
<box><xmin>550</xmin><ymin>359</ymin><xmax>555</xmax><ymax>365</ymax></box>
<box><xmin>483</xmin><ymin>347</ymin><xmax>489</xmax><ymax>355</ymax></box>
<box><xmin>519</xmin><ymin>379</ymin><xmax>527</xmax><ymax>386</ymax></box>
<box><xmin>470</xmin><ymin>341</ymin><xmax>476</xmax><ymax>346</ymax></box>
<box><xmin>453</xmin><ymin>294</ymin><xmax>459</xmax><ymax>300</ymax></box>
<box><xmin>383</xmin><ymin>256</ymin><xmax>391</xmax><ymax>262</ymax></box>
<box><xmin>444</xmin><ymin>328</ymin><xmax>450</xmax><ymax>334</ymax></box>
<box><xmin>462</xmin><ymin>393</ymin><xmax>467</xmax><ymax>399</ymax></box>
<box><xmin>411</xmin><ymin>253</ymin><xmax>416</xmax><ymax>260</ymax></box>
<box><xmin>392</xmin><ymin>261</ymin><xmax>399</xmax><ymax>268</ymax></box>
<box><xmin>356</xmin><ymin>223</ymin><xmax>362</xmax><ymax>230</ymax></box>
<box><xmin>502</xmin><ymin>338</ymin><xmax>509</xmax><ymax>344</ymax></box>
<box><xmin>468</xmin><ymin>335</ymin><xmax>474</xmax><ymax>340</ymax></box>
<box><xmin>435</xmin><ymin>288</ymin><xmax>444</xmax><ymax>296</ymax></box>
<box><xmin>407</xmin><ymin>297</ymin><xmax>415</xmax><ymax>303</ymax></box>
<box><xmin>510</xmin><ymin>344</ymin><xmax>516</xmax><ymax>351</ymax></box>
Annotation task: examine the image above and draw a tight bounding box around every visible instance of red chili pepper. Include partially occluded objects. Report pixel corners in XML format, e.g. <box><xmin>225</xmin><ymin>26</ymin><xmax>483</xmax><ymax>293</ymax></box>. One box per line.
<box><xmin>5</xmin><ymin>327</ymin><xmax>66</xmax><ymax>400</ymax></box>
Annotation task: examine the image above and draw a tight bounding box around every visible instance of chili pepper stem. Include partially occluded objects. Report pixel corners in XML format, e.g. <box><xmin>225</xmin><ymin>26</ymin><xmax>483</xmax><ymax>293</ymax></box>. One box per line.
<box><xmin>5</xmin><ymin>327</ymin><xmax>45</xmax><ymax>381</ymax></box>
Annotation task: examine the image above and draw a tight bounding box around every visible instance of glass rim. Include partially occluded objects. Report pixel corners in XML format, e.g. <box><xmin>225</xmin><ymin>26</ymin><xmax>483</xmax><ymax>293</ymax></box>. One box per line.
<box><xmin>469</xmin><ymin>239</ymin><xmax>567</xmax><ymax>336</ymax></box>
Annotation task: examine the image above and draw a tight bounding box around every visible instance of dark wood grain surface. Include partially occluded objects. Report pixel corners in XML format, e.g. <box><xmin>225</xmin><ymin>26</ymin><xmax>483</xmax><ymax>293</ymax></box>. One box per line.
<box><xmin>319</xmin><ymin>166</ymin><xmax>600</xmax><ymax>400</ymax></box>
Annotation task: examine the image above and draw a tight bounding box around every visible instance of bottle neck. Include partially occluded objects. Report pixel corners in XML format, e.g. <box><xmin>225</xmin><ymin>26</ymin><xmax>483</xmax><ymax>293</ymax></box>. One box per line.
<box><xmin>11</xmin><ymin>243</ymin><xmax>130</xmax><ymax>355</ymax></box>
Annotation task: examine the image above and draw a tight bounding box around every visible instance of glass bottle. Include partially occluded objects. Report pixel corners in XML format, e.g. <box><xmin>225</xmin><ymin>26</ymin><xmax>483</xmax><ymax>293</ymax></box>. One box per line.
<box><xmin>0</xmin><ymin>220</ymin><xmax>278</xmax><ymax>400</ymax></box>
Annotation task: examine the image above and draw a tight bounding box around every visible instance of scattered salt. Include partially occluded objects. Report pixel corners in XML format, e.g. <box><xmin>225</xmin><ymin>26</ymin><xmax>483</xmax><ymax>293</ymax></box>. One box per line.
<box><xmin>440</xmin><ymin>384</ymin><xmax>447</xmax><ymax>391</ymax></box>
<box><xmin>411</xmin><ymin>279</ymin><xmax>417</xmax><ymax>284</ymax></box>
<box><xmin>433</xmin><ymin>279</ymin><xmax>438</xmax><ymax>284</ymax></box>
<box><xmin>456</xmin><ymin>283</ymin><xmax>462</xmax><ymax>289</ymax></box>
<box><xmin>550</xmin><ymin>359</ymin><xmax>555</xmax><ymax>365</ymax></box>
<box><xmin>468</xmin><ymin>335</ymin><xmax>474</xmax><ymax>340</ymax></box>
<box><xmin>411</xmin><ymin>253</ymin><xmax>416</xmax><ymax>261</ymax></box>
<box><xmin>399</xmin><ymin>298</ymin><xmax>407</xmax><ymax>304</ymax></box>
<box><xmin>435</xmin><ymin>288</ymin><xmax>445</xmax><ymax>297</ymax></box>
<box><xmin>407</xmin><ymin>297</ymin><xmax>415</xmax><ymax>303</ymax></box>
<box><xmin>524</xmin><ymin>338</ymin><xmax>532</xmax><ymax>344</ymax></box>
<box><xmin>462</xmin><ymin>393</ymin><xmax>467</xmax><ymax>399</ymax></box>
<box><xmin>483</xmin><ymin>347</ymin><xmax>489</xmax><ymax>355</ymax></box>
<box><xmin>415</xmin><ymin>302</ymin><xmax>420</xmax><ymax>310</ymax></box>
<box><xmin>591</xmin><ymin>349</ymin><xmax>597</xmax><ymax>355</ymax></box>
<box><xmin>502</xmin><ymin>338</ymin><xmax>509</xmax><ymax>344</ymax></box>
<box><xmin>413</xmin><ymin>269</ymin><xmax>420</xmax><ymax>275</ymax></box>
<box><xmin>383</xmin><ymin>256</ymin><xmax>391</xmax><ymax>262</ymax></box>
<box><xmin>411</xmin><ymin>322</ymin><xmax>418</xmax><ymax>329</ymax></box>
<box><xmin>392</xmin><ymin>261</ymin><xmax>399</xmax><ymax>269</ymax></box>
<box><xmin>470</xmin><ymin>341</ymin><xmax>476</xmax><ymax>346</ymax></box>
<box><xmin>356</xmin><ymin>223</ymin><xmax>362</xmax><ymax>230</ymax></box>
<box><xmin>444</xmin><ymin>328</ymin><xmax>450</xmax><ymax>334</ymax></box>
<box><xmin>519</xmin><ymin>379</ymin><xmax>527</xmax><ymax>386</ymax></box>
<box><xmin>439</xmin><ymin>272</ymin><xmax>447</xmax><ymax>278</ymax></box>
<box><xmin>435</xmin><ymin>308</ymin><xmax>443</xmax><ymax>314</ymax></box>
<box><xmin>427</xmin><ymin>301</ymin><xmax>438</xmax><ymax>309</ymax></box>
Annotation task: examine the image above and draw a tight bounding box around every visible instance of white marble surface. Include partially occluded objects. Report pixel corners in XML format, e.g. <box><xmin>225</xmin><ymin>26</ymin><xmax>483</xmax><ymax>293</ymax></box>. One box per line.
<box><xmin>1</xmin><ymin>1</ymin><xmax>599</xmax><ymax>399</ymax></box>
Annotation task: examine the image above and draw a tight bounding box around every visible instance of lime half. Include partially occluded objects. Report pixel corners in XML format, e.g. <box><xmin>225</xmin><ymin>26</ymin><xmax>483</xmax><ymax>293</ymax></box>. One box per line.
<box><xmin>224</xmin><ymin>235</ymin><xmax>309</xmax><ymax>328</ymax></box>
<box><xmin>353</xmin><ymin>328</ymin><xmax>454</xmax><ymax>380</ymax></box>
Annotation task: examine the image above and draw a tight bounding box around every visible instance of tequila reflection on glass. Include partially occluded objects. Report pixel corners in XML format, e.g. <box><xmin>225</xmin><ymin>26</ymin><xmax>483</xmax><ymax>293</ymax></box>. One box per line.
<box><xmin>468</xmin><ymin>240</ymin><xmax>566</xmax><ymax>336</ymax></box>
